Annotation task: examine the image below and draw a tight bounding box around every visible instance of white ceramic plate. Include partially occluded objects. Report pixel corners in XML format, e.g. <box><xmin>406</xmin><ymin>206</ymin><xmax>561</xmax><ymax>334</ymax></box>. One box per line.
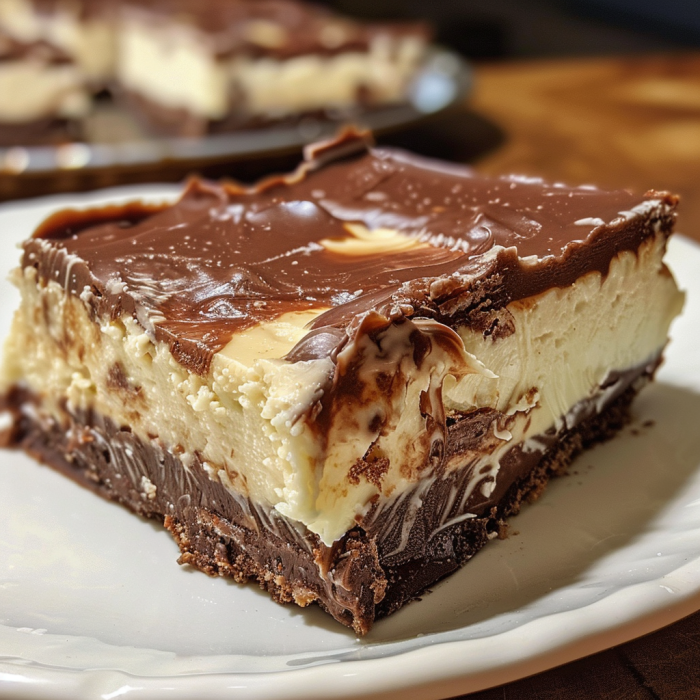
<box><xmin>1</xmin><ymin>187</ymin><xmax>700</xmax><ymax>700</ymax></box>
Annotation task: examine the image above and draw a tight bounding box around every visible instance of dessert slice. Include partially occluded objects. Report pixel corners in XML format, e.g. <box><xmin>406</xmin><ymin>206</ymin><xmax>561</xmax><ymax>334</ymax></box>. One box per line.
<box><xmin>115</xmin><ymin>0</ymin><xmax>429</xmax><ymax>136</ymax></box>
<box><xmin>0</xmin><ymin>130</ymin><xmax>684</xmax><ymax>634</ymax></box>
<box><xmin>0</xmin><ymin>30</ymin><xmax>90</xmax><ymax>144</ymax></box>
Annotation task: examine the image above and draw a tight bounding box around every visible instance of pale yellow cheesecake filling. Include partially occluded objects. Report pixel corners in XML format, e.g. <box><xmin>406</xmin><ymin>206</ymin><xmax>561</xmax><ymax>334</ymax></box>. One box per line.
<box><xmin>0</xmin><ymin>231</ymin><xmax>683</xmax><ymax>544</ymax></box>
<box><xmin>0</xmin><ymin>59</ymin><xmax>90</xmax><ymax>122</ymax></box>
<box><xmin>313</xmin><ymin>233</ymin><xmax>683</xmax><ymax>539</ymax></box>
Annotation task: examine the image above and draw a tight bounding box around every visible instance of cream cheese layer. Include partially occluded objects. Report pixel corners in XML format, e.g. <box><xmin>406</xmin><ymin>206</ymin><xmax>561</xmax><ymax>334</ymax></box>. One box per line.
<box><xmin>1</xmin><ymin>230</ymin><xmax>682</xmax><ymax>544</ymax></box>
<box><xmin>0</xmin><ymin>59</ymin><xmax>89</xmax><ymax>121</ymax></box>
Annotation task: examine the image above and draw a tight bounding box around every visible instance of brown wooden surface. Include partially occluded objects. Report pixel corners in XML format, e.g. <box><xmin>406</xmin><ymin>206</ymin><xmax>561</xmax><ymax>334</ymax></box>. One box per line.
<box><xmin>471</xmin><ymin>52</ymin><xmax>700</xmax><ymax>242</ymax></box>
<box><xmin>449</xmin><ymin>52</ymin><xmax>700</xmax><ymax>699</ymax></box>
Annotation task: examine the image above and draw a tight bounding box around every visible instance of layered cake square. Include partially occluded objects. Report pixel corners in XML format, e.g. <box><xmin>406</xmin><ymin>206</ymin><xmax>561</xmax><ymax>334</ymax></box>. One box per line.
<box><xmin>116</xmin><ymin>0</ymin><xmax>429</xmax><ymax>135</ymax></box>
<box><xmin>0</xmin><ymin>130</ymin><xmax>684</xmax><ymax>634</ymax></box>
<box><xmin>0</xmin><ymin>0</ymin><xmax>430</xmax><ymax>137</ymax></box>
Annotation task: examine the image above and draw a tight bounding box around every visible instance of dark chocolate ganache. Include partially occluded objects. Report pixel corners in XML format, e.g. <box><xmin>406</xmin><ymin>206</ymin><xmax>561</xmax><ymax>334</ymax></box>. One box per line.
<box><xmin>25</xmin><ymin>129</ymin><xmax>677</xmax><ymax>374</ymax></box>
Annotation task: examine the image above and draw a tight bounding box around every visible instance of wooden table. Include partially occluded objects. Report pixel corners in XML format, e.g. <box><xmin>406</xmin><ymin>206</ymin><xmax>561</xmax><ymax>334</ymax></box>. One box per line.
<box><xmin>453</xmin><ymin>52</ymin><xmax>700</xmax><ymax>700</ymax></box>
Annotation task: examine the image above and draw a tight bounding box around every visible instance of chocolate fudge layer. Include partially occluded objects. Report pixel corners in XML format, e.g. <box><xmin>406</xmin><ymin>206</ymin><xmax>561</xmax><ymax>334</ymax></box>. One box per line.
<box><xmin>0</xmin><ymin>130</ymin><xmax>684</xmax><ymax>634</ymax></box>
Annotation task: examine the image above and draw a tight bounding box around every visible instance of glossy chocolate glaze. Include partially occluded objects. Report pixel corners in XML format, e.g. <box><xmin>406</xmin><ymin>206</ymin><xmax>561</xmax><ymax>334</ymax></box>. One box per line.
<box><xmin>25</xmin><ymin>129</ymin><xmax>677</xmax><ymax>375</ymax></box>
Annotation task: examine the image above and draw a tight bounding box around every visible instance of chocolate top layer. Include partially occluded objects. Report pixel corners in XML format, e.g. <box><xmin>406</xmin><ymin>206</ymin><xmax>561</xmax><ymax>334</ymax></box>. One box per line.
<box><xmin>26</xmin><ymin>129</ymin><xmax>677</xmax><ymax>373</ymax></box>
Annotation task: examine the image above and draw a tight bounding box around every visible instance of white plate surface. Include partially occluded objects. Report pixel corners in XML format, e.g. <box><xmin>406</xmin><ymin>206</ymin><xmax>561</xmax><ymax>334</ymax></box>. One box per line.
<box><xmin>1</xmin><ymin>187</ymin><xmax>700</xmax><ymax>700</ymax></box>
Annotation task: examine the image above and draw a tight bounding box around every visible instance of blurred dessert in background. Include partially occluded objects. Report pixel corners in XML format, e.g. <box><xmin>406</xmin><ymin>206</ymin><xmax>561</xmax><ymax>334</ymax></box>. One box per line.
<box><xmin>0</xmin><ymin>0</ymin><xmax>115</xmax><ymax>85</ymax></box>
<box><xmin>0</xmin><ymin>29</ymin><xmax>90</xmax><ymax>144</ymax></box>
<box><xmin>117</xmin><ymin>0</ymin><xmax>429</xmax><ymax>136</ymax></box>
<box><xmin>0</xmin><ymin>0</ymin><xmax>430</xmax><ymax>139</ymax></box>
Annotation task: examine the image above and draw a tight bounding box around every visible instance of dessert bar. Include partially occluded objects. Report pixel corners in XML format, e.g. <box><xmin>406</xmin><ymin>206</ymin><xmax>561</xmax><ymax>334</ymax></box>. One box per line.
<box><xmin>117</xmin><ymin>0</ymin><xmax>429</xmax><ymax>136</ymax></box>
<box><xmin>0</xmin><ymin>0</ymin><xmax>429</xmax><ymax>136</ymax></box>
<box><xmin>0</xmin><ymin>130</ymin><xmax>684</xmax><ymax>634</ymax></box>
